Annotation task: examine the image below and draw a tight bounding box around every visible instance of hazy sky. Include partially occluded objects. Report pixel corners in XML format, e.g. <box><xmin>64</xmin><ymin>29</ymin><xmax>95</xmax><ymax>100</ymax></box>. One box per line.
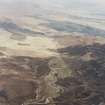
<box><xmin>0</xmin><ymin>0</ymin><xmax>105</xmax><ymax>18</ymax></box>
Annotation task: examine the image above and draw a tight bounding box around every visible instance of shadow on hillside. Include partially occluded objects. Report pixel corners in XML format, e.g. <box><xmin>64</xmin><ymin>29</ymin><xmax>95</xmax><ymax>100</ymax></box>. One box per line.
<box><xmin>54</xmin><ymin>43</ymin><xmax>105</xmax><ymax>105</ymax></box>
<box><xmin>0</xmin><ymin>55</ymin><xmax>51</xmax><ymax>105</ymax></box>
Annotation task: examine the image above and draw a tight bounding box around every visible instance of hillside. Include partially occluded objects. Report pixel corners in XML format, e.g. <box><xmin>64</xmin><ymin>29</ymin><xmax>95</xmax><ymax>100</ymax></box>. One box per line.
<box><xmin>0</xmin><ymin>0</ymin><xmax>105</xmax><ymax>105</ymax></box>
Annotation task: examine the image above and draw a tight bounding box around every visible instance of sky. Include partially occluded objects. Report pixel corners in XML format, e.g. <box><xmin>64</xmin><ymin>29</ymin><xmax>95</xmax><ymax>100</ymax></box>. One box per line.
<box><xmin>0</xmin><ymin>0</ymin><xmax>104</xmax><ymax>18</ymax></box>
